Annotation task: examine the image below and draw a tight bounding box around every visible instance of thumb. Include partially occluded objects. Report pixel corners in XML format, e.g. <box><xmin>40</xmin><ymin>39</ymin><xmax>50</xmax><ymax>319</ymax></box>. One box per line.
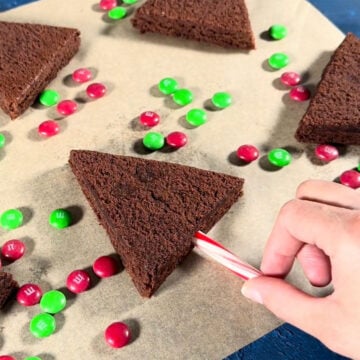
<box><xmin>241</xmin><ymin>276</ymin><xmax>330</xmax><ymax>337</ymax></box>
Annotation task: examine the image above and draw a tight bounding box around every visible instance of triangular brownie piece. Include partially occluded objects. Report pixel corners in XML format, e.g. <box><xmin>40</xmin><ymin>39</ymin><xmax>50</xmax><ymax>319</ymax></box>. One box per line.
<box><xmin>0</xmin><ymin>21</ymin><xmax>80</xmax><ymax>119</ymax></box>
<box><xmin>295</xmin><ymin>33</ymin><xmax>360</xmax><ymax>145</ymax></box>
<box><xmin>0</xmin><ymin>271</ymin><xmax>18</xmax><ymax>309</ymax></box>
<box><xmin>69</xmin><ymin>150</ymin><xmax>244</xmax><ymax>297</ymax></box>
<box><xmin>132</xmin><ymin>0</ymin><xmax>255</xmax><ymax>49</ymax></box>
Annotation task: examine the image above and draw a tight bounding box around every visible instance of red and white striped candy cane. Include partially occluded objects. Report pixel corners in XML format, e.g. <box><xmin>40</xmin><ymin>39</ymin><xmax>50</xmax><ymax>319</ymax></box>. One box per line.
<box><xmin>193</xmin><ymin>231</ymin><xmax>262</xmax><ymax>281</ymax></box>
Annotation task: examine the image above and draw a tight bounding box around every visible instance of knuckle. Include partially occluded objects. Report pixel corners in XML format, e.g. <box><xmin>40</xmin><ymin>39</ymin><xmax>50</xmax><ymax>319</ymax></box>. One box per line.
<box><xmin>296</xmin><ymin>179</ymin><xmax>314</xmax><ymax>198</ymax></box>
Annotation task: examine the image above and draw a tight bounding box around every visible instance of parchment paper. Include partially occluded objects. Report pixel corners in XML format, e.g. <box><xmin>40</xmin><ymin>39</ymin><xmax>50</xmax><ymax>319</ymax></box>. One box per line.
<box><xmin>0</xmin><ymin>1</ymin><xmax>356</xmax><ymax>359</ymax></box>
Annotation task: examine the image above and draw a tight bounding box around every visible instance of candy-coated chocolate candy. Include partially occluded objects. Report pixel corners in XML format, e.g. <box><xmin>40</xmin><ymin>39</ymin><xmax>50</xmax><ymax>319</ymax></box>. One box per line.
<box><xmin>358</xmin><ymin>163</ymin><xmax>360</xmax><ymax>172</ymax></box>
<box><xmin>0</xmin><ymin>356</ymin><xmax>16</xmax><ymax>360</ymax></box>
<box><xmin>139</xmin><ymin>111</ymin><xmax>160</xmax><ymax>127</ymax></box>
<box><xmin>143</xmin><ymin>132</ymin><xmax>165</xmax><ymax>150</ymax></box>
<box><xmin>17</xmin><ymin>283</ymin><xmax>42</xmax><ymax>306</ymax></box>
<box><xmin>29</xmin><ymin>313</ymin><xmax>56</xmax><ymax>338</ymax></box>
<box><xmin>93</xmin><ymin>256</ymin><xmax>118</xmax><ymax>278</ymax></box>
<box><xmin>158</xmin><ymin>77</ymin><xmax>179</xmax><ymax>95</ymax></box>
<box><xmin>339</xmin><ymin>170</ymin><xmax>360</xmax><ymax>189</ymax></box>
<box><xmin>185</xmin><ymin>108</ymin><xmax>207</xmax><ymax>127</ymax></box>
<box><xmin>268</xmin><ymin>148</ymin><xmax>292</xmax><ymax>167</ymax></box>
<box><xmin>57</xmin><ymin>100</ymin><xmax>77</xmax><ymax>116</ymax></box>
<box><xmin>0</xmin><ymin>133</ymin><xmax>6</xmax><ymax>148</ymax></box>
<box><xmin>314</xmin><ymin>144</ymin><xmax>339</xmax><ymax>162</ymax></box>
<box><xmin>289</xmin><ymin>86</ymin><xmax>311</xmax><ymax>101</ymax></box>
<box><xmin>123</xmin><ymin>0</ymin><xmax>138</xmax><ymax>3</ymax></box>
<box><xmin>212</xmin><ymin>92</ymin><xmax>232</xmax><ymax>109</ymax></box>
<box><xmin>269</xmin><ymin>24</ymin><xmax>288</xmax><ymax>40</ymax></box>
<box><xmin>72</xmin><ymin>68</ymin><xmax>92</xmax><ymax>83</ymax></box>
<box><xmin>1</xmin><ymin>239</ymin><xmax>25</xmax><ymax>261</ymax></box>
<box><xmin>108</xmin><ymin>6</ymin><xmax>127</xmax><ymax>19</ymax></box>
<box><xmin>24</xmin><ymin>357</ymin><xmax>42</xmax><ymax>360</ymax></box>
<box><xmin>86</xmin><ymin>83</ymin><xmax>107</xmax><ymax>99</ymax></box>
<box><xmin>49</xmin><ymin>208</ymin><xmax>72</xmax><ymax>229</ymax></box>
<box><xmin>0</xmin><ymin>209</ymin><xmax>23</xmax><ymax>230</ymax></box>
<box><xmin>38</xmin><ymin>120</ymin><xmax>60</xmax><ymax>137</ymax></box>
<box><xmin>236</xmin><ymin>144</ymin><xmax>260</xmax><ymax>163</ymax></box>
<box><xmin>40</xmin><ymin>290</ymin><xmax>66</xmax><ymax>314</ymax></box>
<box><xmin>105</xmin><ymin>322</ymin><xmax>131</xmax><ymax>348</ymax></box>
<box><xmin>172</xmin><ymin>89</ymin><xmax>193</xmax><ymax>106</ymax></box>
<box><xmin>99</xmin><ymin>0</ymin><xmax>117</xmax><ymax>10</ymax></box>
<box><xmin>280</xmin><ymin>71</ymin><xmax>301</xmax><ymax>87</ymax></box>
<box><xmin>39</xmin><ymin>89</ymin><xmax>60</xmax><ymax>107</ymax></box>
<box><xmin>268</xmin><ymin>53</ymin><xmax>289</xmax><ymax>70</ymax></box>
<box><xmin>66</xmin><ymin>269</ymin><xmax>91</xmax><ymax>293</ymax></box>
<box><xmin>166</xmin><ymin>131</ymin><xmax>188</xmax><ymax>148</ymax></box>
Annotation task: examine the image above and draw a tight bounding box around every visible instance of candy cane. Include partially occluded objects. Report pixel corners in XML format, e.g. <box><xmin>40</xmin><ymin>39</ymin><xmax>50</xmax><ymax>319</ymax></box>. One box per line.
<box><xmin>193</xmin><ymin>231</ymin><xmax>262</xmax><ymax>280</ymax></box>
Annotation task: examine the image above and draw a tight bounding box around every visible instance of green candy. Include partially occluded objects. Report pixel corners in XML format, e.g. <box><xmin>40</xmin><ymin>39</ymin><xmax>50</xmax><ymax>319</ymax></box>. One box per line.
<box><xmin>40</xmin><ymin>290</ymin><xmax>66</xmax><ymax>314</ymax></box>
<box><xmin>268</xmin><ymin>148</ymin><xmax>292</xmax><ymax>167</ymax></box>
<box><xmin>186</xmin><ymin>109</ymin><xmax>207</xmax><ymax>127</ymax></box>
<box><xmin>0</xmin><ymin>209</ymin><xmax>23</xmax><ymax>230</ymax></box>
<box><xmin>123</xmin><ymin>0</ymin><xmax>138</xmax><ymax>4</ymax></box>
<box><xmin>49</xmin><ymin>208</ymin><xmax>72</xmax><ymax>229</ymax></box>
<box><xmin>268</xmin><ymin>53</ymin><xmax>290</xmax><ymax>70</ymax></box>
<box><xmin>158</xmin><ymin>77</ymin><xmax>179</xmax><ymax>95</ymax></box>
<box><xmin>172</xmin><ymin>89</ymin><xmax>194</xmax><ymax>106</ymax></box>
<box><xmin>24</xmin><ymin>357</ymin><xmax>42</xmax><ymax>360</ymax></box>
<box><xmin>108</xmin><ymin>6</ymin><xmax>127</xmax><ymax>19</ymax></box>
<box><xmin>143</xmin><ymin>132</ymin><xmax>165</xmax><ymax>150</ymax></box>
<box><xmin>39</xmin><ymin>89</ymin><xmax>60</xmax><ymax>107</ymax></box>
<box><xmin>358</xmin><ymin>163</ymin><xmax>360</xmax><ymax>172</ymax></box>
<box><xmin>269</xmin><ymin>24</ymin><xmax>288</xmax><ymax>40</ymax></box>
<box><xmin>211</xmin><ymin>92</ymin><xmax>232</xmax><ymax>108</ymax></box>
<box><xmin>30</xmin><ymin>313</ymin><xmax>56</xmax><ymax>338</ymax></box>
<box><xmin>0</xmin><ymin>133</ymin><xmax>6</xmax><ymax>148</ymax></box>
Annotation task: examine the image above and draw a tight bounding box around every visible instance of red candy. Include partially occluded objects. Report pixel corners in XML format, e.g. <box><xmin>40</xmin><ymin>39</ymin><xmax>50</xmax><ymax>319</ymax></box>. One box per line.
<box><xmin>57</xmin><ymin>100</ymin><xmax>78</xmax><ymax>116</ymax></box>
<box><xmin>105</xmin><ymin>322</ymin><xmax>131</xmax><ymax>348</ymax></box>
<box><xmin>339</xmin><ymin>170</ymin><xmax>360</xmax><ymax>189</ymax></box>
<box><xmin>139</xmin><ymin>111</ymin><xmax>160</xmax><ymax>127</ymax></box>
<box><xmin>72</xmin><ymin>68</ymin><xmax>92</xmax><ymax>83</ymax></box>
<box><xmin>86</xmin><ymin>83</ymin><xmax>107</xmax><ymax>99</ymax></box>
<box><xmin>1</xmin><ymin>239</ymin><xmax>25</xmax><ymax>261</ymax></box>
<box><xmin>93</xmin><ymin>256</ymin><xmax>118</xmax><ymax>278</ymax></box>
<box><xmin>166</xmin><ymin>131</ymin><xmax>188</xmax><ymax>148</ymax></box>
<box><xmin>66</xmin><ymin>269</ymin><xmax>91</xmax><ymax>293</ymax></box>
<box><xmin>16</xmin><ymin>283</ymin><xmax>42</xmax><ymax>306</ymax></box>
<box><xmin>0</xmin><ymin>356</ymin><xmax>16</xmax><ymax>360</ymax></box>
<box><xmin>236</xmin><ymin>144</ymin><xmax>260</xmax><ymax>163</ymax></box>
<box><xmin>280</xmin><ymin>71</ymin><xmax>301</xmax><ymax>87</ymax></box>
<box><xmin>315</xmin><ymin>144</ymin><xmax>339</xmax><ymax>162</ymax></box>
<box><xmin>38</xmin><ymin>120</ymin><xmax>60</xmax><ymax>137</ymax></box>
<box><xmin>99</xmin><ymin>0</ymin><xmax>117</xmax><ymax>10</ymax></box>
<box><xmin>289</xmin><ymin>86</ymin><xmax>311</xmax><ymax>101</ymax></box>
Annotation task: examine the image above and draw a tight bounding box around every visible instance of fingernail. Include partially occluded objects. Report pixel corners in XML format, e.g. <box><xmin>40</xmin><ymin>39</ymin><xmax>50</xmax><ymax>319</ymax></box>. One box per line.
<box><xmin>241</xmin><ymin>283</ymin><xmax>263</xmax><ymax>304</ymax></box>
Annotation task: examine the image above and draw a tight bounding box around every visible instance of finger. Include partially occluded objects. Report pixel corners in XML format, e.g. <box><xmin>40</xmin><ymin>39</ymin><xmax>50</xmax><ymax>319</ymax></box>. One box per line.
<box><xmin>297</xmin><ymin>244</ymin><xmax>331</xmax><ymax>287</ymax></box>
<box><xmin>296</xmin><ymin>180</ymin><xmax>360</xmax><ymax>210</ymax></box>
<box><xmin>261</xmin><ymin>199</ymin><xmax>345</xmax><ymax>275</ymax></box>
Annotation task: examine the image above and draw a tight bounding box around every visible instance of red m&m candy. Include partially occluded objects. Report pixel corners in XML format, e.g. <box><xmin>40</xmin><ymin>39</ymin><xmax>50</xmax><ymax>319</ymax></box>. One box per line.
<box><xmin>86</xmin><ymin>83</ymin><xmax>107</xmax><ymax>99</ymax></box>
<box><xmin>72</xmin><ymin>68</ymin><xmax>92</xmax><ymax>83</ymax></box>
<box><xmin>17</xmin><ymin>283</ymin><xmax>42</xmax><ymax>306</ymax></box>
<box><xmin>57</xmin><ymin>100</ymin><xmax>77</xmax><ymax>116</ymax></box>
<box><xmin>66</xmin><ymin>270</ymin><xmax>91</xmax><ymax>293</ymax></box>
<box><xmin>1</xmin><ymin>239</ymin><xmax>25</xmax><ymax>261</ymax></box>
<box><xmin>139</xmin><ymin>111</ymin><xmax>160</xmax><ymax>127</ymax></box>
<box><xmin>105</xmin><ymin>322</ymin><xmax>131</xmax><ymax>348</ymax></box>
<box><xmin>289</xmin><ymin>86</ymin><xmax>311</xmax><ymax>102</ymax></box>
<box><xmin>99</xmin><ymin>0</ymin><xmax>117</xmax><ymax>10</ymax></box>
<box><xmin>166</xmin><ymin>131</ymin><xmax>188</xmax><ymax>148</ymax></box>
<box><xmin>315</xmin><ymin>144</ymin><xmax>339</xmax><ymax>162</ymax></box>
<box><xmin>236</xmin><ymin>144</ymin><xmax>260</xmax><ymax>163</ymax></box>
<box><xmin>93</xmin><ymin>256</ymin><xmax>118</xmax><ymax>278</ymax></box>
<box><xmin>339</xmin><ymin>170</ymin><xmax>360</xmax><ymax>189</ymax></box>
<box><xmin>280</xmin><ymin>71</ymin><xmax>301</xmax><ymax>87</ymax></box>
<box><xmin>0</xmin><ymin>356</ymin><xmax>16</xmax><ymax>360</ymax></box>
<box><xmin>38</xmin><ymin>120</ymin><xmax>60</xmax><ymax>137</ymax></box>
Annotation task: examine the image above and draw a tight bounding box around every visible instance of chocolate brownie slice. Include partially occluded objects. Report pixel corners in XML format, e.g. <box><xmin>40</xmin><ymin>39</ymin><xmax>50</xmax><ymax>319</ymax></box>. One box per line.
<box><xmin>132</xmin><ymin>0</ymin><xmax>255</xmax><ymax>49</ymax></box>
<box><xmin>295</xmin><ymin>33</ymin><xmax>360</xmax><ymax>145</ymax></box>
<box><xmin>69</xmin><ymin>150</ymin><xmax>244</xmax><ymax>297</ymax></box>
<box><xmin>0</xmin><ymin>271</ymin><xmax>18</xmax><ymax>309</ymax></box>
<box><xmin>0</xmin><ymin>21</ymin><xmax>80</xmax><ymax>119</ymax></box>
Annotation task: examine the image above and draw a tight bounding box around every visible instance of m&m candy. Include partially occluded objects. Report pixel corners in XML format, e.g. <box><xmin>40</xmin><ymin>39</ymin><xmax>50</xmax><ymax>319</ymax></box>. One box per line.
<box><xmin>314</xmin><ymin>145</ymin><xmax>339</xmax><ymax>162</ymax></box>
<box><xmin>139</xmin><ymin>111</ymin><xmax>160</xmax><ymax>127</ymax></box>
<box><xmin>172</xmin><ymin>89</ymin><xmax>193</xmax><ymax>106</ymax></box>
<box><xmin>40</xmin><ymin>290</ymin><xmax>66</xmax><ymax>314</ymax></box>
<box><xmin>93</xmin><ymin>256</ymin><xmax>118</xmax><ymax>278</ymax></box>
<box><xmin>123</xmin><ymin>0</ymin><xmax>138</xmax><ymax>3</ymax></box>
<box><xmin>66</xmin><ymin>269</ymin><xmax>91</xmax><ymax>293</ymax></box>
<box><xmin>17</xmin><ymin>283</ymin><xmax>42</xmax><ymax>306</ymax></box>
<box><xmin>339</xmin><ymin>170</ymin><xmax>360</xmax><ymax>189</ymax></box>
<box><xmin>143</xmin><ymin>132</ymin><xmax>165</xmax><ymax>150</ymax></box>
<box><xmin>49</xmin><ymin>208</ymin><xmax>72</xmax><ymax>229</ymax></box>
<box><xmin>158</xmin><ymin>77</ymin><xmax>179</xmax><ymax>95</ymax></box>
<box><xmin>0</xmin><ymin>133</ymin><xmax>6</xmax><ymax>148</ymax></box>
<box><xmin>268</xmin><ymin>53</ymin><xmax>289</xmax><ymax>70</ymax></box>
<box><xmin>186</xmin><ymin>109</ymin><xmax>207</xmax><ymax>127</ymax></box>
<box><xmin>0</xmin><ymin>209</ymin><xmax>23</xmax><ymax>230</ymax></box>
<box><xmin>105</xmin><ymin>322</ymin><xmax>131</xmax><ymax>348</ymax></box>
<box><xmin>99</xmin><ymin>0</ymin><xmax>117</xmax><ymax>10</ymax></box>
<box><xmin>72</xmin><ymin>68</ymin><xmax>93</xmax><ymax>83</ymax></box>
<box><xmin>289</xmin><ymin>86</ymin><xmax>311</xmax><ymax>102</ymax></box>
<box><xmin>38</xmin><ymin>120</ymin><xmax>60</xmax><ymax>137</ymax></box>
<box><xmin>86</xmin><ymin>83</ymin><xmax>107</xmax><ymax>99</ymax></box>
<box><xmin>268</xmin><ymin>148</ymin><xmax>292</xmax><ymax>167</ymax></box>
<box><xmin>30</xmin><ymin>313</ymin><xmax>56</xmax><ymax>338</ymax></box>
<box><xmin>108</xmin><ymin>6</ymin><xmax>127</xmax><ymax>20</ymax></box>
<box><xmin>57</xmin><ymin>100</ymin><xmax>78</xmax><ymax>116</ymax></box>
<box><xmin>211</xmin><ymin>92</ymin><xmax>232</xmax><ymax>109</ymax></box>
<box><xmin>166</xmin><ymin>131</ymin><xmax>188</xmax><ymax>148</ymax></box>
<box><xmin>39</xmin><ymin>89</ymin><xmax>60</xmax><ymax>107</ymax></box>
<box><xmin>1</xmin><ymin>239</ymin><xmax>25</xmax><ymax>261</ymax></box>
<box><xmin>269</xmin><ymin>24</ymin><xmax>288</xmax><ymax>40</ymax></box>
<box><xmin>280</xmin><ymin>72</ymin><xmax>301</xmax><ymax>87</ymax></box>
<box><xmin>0</xmin><ymin>356</ymin><xmax>16</xmax><ymax>360</ymax></box>
<box><xmin>24</xmin><ymin>357</ymin><xmax>42</xmax><ymax>360</ymax></box>
<box><xmin>236</xmin><ymin>144</ymin><xmax>260</xmax><ymax>163</ymax></box>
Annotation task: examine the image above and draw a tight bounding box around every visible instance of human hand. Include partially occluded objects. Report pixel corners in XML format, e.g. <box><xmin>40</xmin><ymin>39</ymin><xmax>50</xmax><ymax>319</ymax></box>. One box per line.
<box><xmin>241</xmin><ymin>179</ymin><xmax>360</xmax><ymax>358</ymax></box>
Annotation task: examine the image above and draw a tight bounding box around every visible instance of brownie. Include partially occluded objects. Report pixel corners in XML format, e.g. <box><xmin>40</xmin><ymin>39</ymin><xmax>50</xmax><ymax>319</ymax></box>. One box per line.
<box><xmin>295</xmin><ymin>33</ymin><xmax>360</xmax><ymax>145</ymax></box>
<box><xmin>132</xmin><ymin>0</ymin><xmax>255</xmax><ymax>49</ymax></box>
<box><xmin>0</xmin><ymin>21</ymin><xmax>80</xmax><ymax>119</ymax></box>
<box><xmin>69</xmin><ymin>150</ymin><xmax>244</xmax><ymax>297</ymax></box>
<box><xmin>0</xmin><ymin>271</ymin><xmax>18</xmax><ymax>309</ymax></box>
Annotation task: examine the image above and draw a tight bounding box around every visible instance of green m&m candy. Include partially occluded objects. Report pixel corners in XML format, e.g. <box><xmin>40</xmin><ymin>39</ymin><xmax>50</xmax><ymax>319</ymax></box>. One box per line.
<box><xmin>186</xmin><ymin>108</ymin><xmax>207</xmax><ymax>127</ymax></box>
<box><xmin>211</xmin><ymin>92</ymin><xmax>232</xmax><ymax>109</ymax></box>
<box><xmin>143</xmin><ymin>132</ymin><xmax>165</xmax><ymax>150</ymax></box>
<box><xmin>0</xmin><ymin>209</ymin><xmax>23</xmax><ymax>230</ymax></box>
<box><xmin>123</xmin><ymin>0</ymin><xmax>138</xmax><ymax>4</ymax></box>
<box><xmin>30</xmin><ymin>313</ymin><xmax>56</xmax><ymax>338</ymax></box>
<box><xmin>268</xmin><ymin>148</ymin><xmax>292</xmax><ymax>167</ymax></box>
<box><xmin>269</xmin><ymin>24</ymin><xmax>288</xmax><ymax>40</ymax></box>
<box><xmin>39</xmin><ymin>89</ymin><xmax>60</xmax><ymax>107</ymax></box>
<box><xmin>268</xmin><ymin>53</ymin><xmax>290</xmax><ymax>70</ymax></box>
<box><xmin>158</xmin><ymin>77</ymin><xmax>179</xmax><ymax>95</ymax></box>
<box><xmin>24</xmin><ymin>357</ymin><xmax>42</xmax><ymax>360</ymax></box>
<box><xmin>0</xmin><ymin>133</ymin><xmax>6</xmax><ymax>148</ymax></box>
<box><xmin>108</xmin><ymin>6</ymin><xmax>127</xmax><ymax>20</ymax></box>
<box><xmin>49</xmin><ymin>208</ymin><xmax>72</xmax><ymax>229</ymax></box>
<box><xmin>40</xmin><ymin>290</ymin><xmax>66</xmax><ymax>314</ymax></box>
<box><xmin>172</xmin><ymin>89</ymin><xmax>194</xmax><ymax>106</ymax></box>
